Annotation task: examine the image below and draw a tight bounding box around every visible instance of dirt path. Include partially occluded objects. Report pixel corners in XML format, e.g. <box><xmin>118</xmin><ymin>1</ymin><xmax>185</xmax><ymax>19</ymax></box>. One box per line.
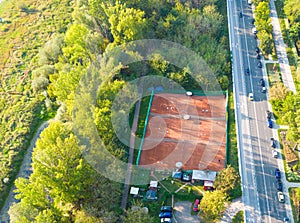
<box><xmin>120</xmin><ymin>88</ymin><xmax>143</xmax><ymax>210</ymax></box>
<box><xmin>0</xmin><ymin>121</ymin><xmax>49</xmax><ymax>223</ymax></box>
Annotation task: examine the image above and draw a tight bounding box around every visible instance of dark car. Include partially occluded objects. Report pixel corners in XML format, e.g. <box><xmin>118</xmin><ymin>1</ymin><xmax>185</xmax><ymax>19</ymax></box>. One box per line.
<box><xmin>239</xmin><ymin>12</ymin><xmax>243</xmax><ymax>18</ymax></box>
<box><xmin>161</xmin><ymin>206</ymin><xmax>173</xmax><ymax>212</ymax></box>
<box><xmin>266</xmin><ymin>110</ymin><xmax>272</xmax><ymax>118</ymax></box>
<box><xmin>283</xmin><ymin>217</ymin><xmax>289</xmax><ymax>222</ymax></box>
<box><xmin>159</xmin><ymin>211</ymin><xmax>172</xmax><ymax>218</ymax></box>
<box><xmin>256</xmin><ymin>54</ymin><xmax>261</xmax><ymax>59</ymax></box>
<box><xmin>257</xmin><ymin>61</ymin><xmax>262</xmax><ymax>68</ymax></box>
<box><xmin>259</xmin><ymin>79</ymin><xmax>265</xmax><ymax>87</ymax></box>
<box><xmin>251</xmin><ymin>19</ymin><xmax>255</xmax><ymax>24</ymax></box>
<box><xmin>275</xmin><ymin>168</ymin><xmax>281</xmax><ymax>179</ymax></box>
<box><xmin>181</xmin><ymin>172</ymin><xmax>191</xmax><ymax>182</ymax></box>
<box><xmin>245</xmin><ymin>68</ymin><xmax>250</xmax><ymax>75</ymax></box>
<box><xmin>277</xmin><ymin>179</ymin><xmax>283</xmax><ymax>191</ymax></box>
<box><xmin>270</xmin><ymin>137</ymin><xmax>276</xmax><ymax>148</ymax></box>
<box><xmin>268</xmin><ymin>118</ymin><xmax>273</xmax><ymax>128</ymax></box>
<box><xmin>255</xmin><ymin>47</ymin><xmax>260</xmax><ymax>53</ymax></box>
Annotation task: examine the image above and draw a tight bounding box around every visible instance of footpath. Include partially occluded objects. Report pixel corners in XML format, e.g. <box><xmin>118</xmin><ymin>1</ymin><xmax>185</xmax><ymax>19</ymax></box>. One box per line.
<box><xmin>0</xmin><ymin>121</ymin><xmax>49</xmax><ymax>223</ymax></box>
<box><xmin>269</xmin><ymin>0</ymin><xmax>296</xmax><ymax>93</ymax></box>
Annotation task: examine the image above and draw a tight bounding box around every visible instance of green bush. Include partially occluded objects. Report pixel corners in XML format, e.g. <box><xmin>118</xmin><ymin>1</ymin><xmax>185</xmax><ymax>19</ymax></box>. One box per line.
<box><xmin>232</xmin><ymin>211</ymin><xmax>244</xmax><ymax>223</ymax></box>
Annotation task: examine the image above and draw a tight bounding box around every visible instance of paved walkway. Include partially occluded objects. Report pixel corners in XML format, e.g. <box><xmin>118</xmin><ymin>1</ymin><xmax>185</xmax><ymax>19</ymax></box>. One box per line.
<box><xmin>219</xmin><ymin>197</ymin><xmax>243</xmax><ymax>223</ymax></box>
<box><xmin>269</xmin><ymin>0</ymin><xmax>296</xmax><ymax>93</ymax></box>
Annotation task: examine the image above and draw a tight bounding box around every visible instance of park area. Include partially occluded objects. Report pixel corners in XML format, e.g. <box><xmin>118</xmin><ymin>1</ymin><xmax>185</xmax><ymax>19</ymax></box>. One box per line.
<box><xmin>138</xmin><ymin>93</ymin><xmax>227</xmax><ymax>171</ymax></box>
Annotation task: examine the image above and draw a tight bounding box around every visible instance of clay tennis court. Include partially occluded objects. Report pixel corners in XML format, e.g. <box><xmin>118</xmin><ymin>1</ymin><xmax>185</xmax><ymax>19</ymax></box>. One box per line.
<box><xmin>139</xmin><ymin>93</ymin><xmax>226</xmax><ymax>171</ymax></box>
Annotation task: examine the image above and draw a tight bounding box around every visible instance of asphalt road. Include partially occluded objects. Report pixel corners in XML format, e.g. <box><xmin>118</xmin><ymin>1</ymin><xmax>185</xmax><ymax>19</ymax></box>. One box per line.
<box><xmin>227</xmin><ymin>0</ymin><xmax>293</xmax><ymax>222</ymax></box>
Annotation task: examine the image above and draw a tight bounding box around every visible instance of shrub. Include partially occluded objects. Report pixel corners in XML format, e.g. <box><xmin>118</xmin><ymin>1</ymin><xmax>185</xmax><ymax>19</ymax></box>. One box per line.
<box><xmin>32</xmin><ymin>76</ymin><xmax>49</xmax><ymax>92</ymax></box>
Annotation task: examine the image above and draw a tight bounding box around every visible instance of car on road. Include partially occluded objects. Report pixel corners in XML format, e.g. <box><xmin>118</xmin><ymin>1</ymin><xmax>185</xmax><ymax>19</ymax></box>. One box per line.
<box><xmin>239</xmin><ymin>12</ymin><xmax>243</xmax><ymax>18</ymax></box>
<box><xmin>251</xmin><ymin>18</ymin><xmax>255</xmax><ymax>24</ymax></box>
<box><xmin>248</xmin><ymin>93</ymin><xmax>254</xmax><ymax>101</ymax></box>
<box><xmin>278</xmin><ymin>191</ymin><xmax>285</xmax><ymax>203</ymax></box>
<box><xmin>248</xmin><ymin>0</ymin><xmax>252</xmax><ymax>4</ymax></box>
<box><xmin>259</xmin><ymin>78</ymin><xmax>265</xmax><ymax>87</ymax></box>
<box><xmin>276</xmin><ymin>179</ymin><xmax>283</xmax><ymax>191</ymax></box>
<box><xmin>283</xmin><ymin>217</ymin><xmax>289</xmax><ymax>222</ymax></box>
<box><xmin>261</xmin><ymin>87</ymin><xmax>266</xmax><ymax>93</ymax></box>
<box><xmin>245</xmin><ymin>68</ymin><xmax>250</xmax><ymax>75</ymax></box>
<box><xmin>256</xmin><ymin>54</ymin><xmax>261</xmax><ymax>59</ymax></box>
<box><xmin>193</xmin><ymin>199</ymin><xmax>200</xmax><ymax>212</ymax></box>
<box><xmin>275</xmin><ymin>168</ymin><xmax>281</xmax><ymax>179</ymax></box>
<box><xmin>252</xmin><ymin>27</ymin><xmax>258</xmax><ymax>34</ymax></box>
<box><xmin>268</xmin><ymin>118</ymin><xmax>272</xmax><ymax>128</ymax></box>
<box><xmin>161</xmin><ymin>206</ymin><xmax>173</xmax><ymax>212</ymax></box>
<box><xmin>159</xmin><ymin>211</ymin><xmax>172</xmax><ymax>218</ymax></box>
<box><xmin>266</xmin><ymin>110</ymin><xmax>272</xmax><ymax>118</ymax></box>
<box><xmin>272</xmin><ymin>149</ymin><xmax>279</xmax><ymax>158</ymax></box>
<box><xmin>255</xmin><ymin>47</ymin><xmax>260</xmax><ymax>53</ymax></box>
<box><xmin>270</xmin><ymin>137</ymin><xmax>276</xmax><ymax>148</ymax></box>
<box><xmin>257</xmin><ymin>61</ymin><xmax>262</xmax><ymax>68</ymax></box>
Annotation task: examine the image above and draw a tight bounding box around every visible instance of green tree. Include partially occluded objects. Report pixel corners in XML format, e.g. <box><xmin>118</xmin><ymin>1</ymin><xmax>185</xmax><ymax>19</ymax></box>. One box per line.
<box><xmin>199</xmin><ymin>190</ymin><xmax>227</xmax><ymax>223</ymax></box>
<box><xmin>258</xmin><ymin>30</ymin><xmax>273</xmax><ymax>55</ymax></box>
<box><xmin>289</xmin><ymin>23</ymin><xmax>300</xmax><ymax>43</ymax></box>
<box><xmin>62</xmin><ymin>23</ymin><xmax>91</xmax><ymax>64</ymax></box>
<box><xmin>284</xmin><ymin>0</ymin><xmax>300</xmax><ymax>24</ymax></box>
<box><xmin>255</xmin><ymin>2</ymin><xmax>270</xmax><ymax>22</ymax></box>
<box><xmin>32</xmin><ymin>122</ymin><xmax>94</xmax><ymax>205</ymax></box>
<box><xmin>38</xmin><ymin>34</ymin><xmax>64</xmax><ymax>66</ymax></box>
<box><xmin>213</xmin><ymin>165</ymin><xmax>240</xmax><ymax>197</ymax></box>
<box><xmin>104</xmin><ymin>1</ymin><xmax>147</xmax><ymax>45</ymax></box>
<box><xmin>9</xmin><ymin>122</ymin><xmax>96</xmax><ymax>222</ymax></box>
<box><xmin>269</xmin><ymin>82</ymin><xmax>289</xmax><ymax>101</ymax></box>
<box><xmin>122</xmin><ymin>203</ymin><xmax>154</xmax><ymax>223</ymax></box>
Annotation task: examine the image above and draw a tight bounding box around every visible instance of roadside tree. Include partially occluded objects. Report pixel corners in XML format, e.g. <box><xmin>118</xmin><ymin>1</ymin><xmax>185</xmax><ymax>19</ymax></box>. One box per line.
<box><xmin>213</xmin><ymin>165</ymin><xmax>240</xmax><ymax>197</ymax></box>
<box><xmin>198</xmin><ymin>190</ymin><xmax>227</xmax><ymax>223</ymax></box>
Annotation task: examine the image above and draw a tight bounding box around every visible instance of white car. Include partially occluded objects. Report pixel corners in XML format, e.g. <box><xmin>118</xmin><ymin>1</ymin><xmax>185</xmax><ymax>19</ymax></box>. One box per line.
<box><xmin>252</xmin><ymin>27</ymin><xmax>257</xmax><ymax>34</ymax></box>
<box><xmin>248</xmin><ymin>0</ymin><xmax>252</xmax><ymax>4</ymax></box>
<box><xmin>161</xmin><ymin>218</ymin><xmax>172</xmax><ymax>223</ymax></box>
<box><xmin>248</xmin><ymin>93</ymin><xmax>254</xmax><ymax>101</ymax></box>
<box><xmin>272</xmin><ymin>149</ymin><xmax>279</xmax><ymax>158</ymax></box>
<box><xmin>278</xmin><ymin>191</ymin><xmax>285</xmax><ymax>203</ymax></box>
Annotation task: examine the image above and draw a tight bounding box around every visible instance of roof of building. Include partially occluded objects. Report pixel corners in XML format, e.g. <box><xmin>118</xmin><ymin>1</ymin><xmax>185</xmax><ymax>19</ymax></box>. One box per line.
<box><xmin>192</xmin><ymin>170</ymin><xmax>217</xmax><ymax>181</ymax></box>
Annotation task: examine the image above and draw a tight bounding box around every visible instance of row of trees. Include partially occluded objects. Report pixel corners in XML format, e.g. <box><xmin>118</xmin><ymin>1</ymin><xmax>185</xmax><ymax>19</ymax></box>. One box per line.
<box><xmin>284</xmin><ymin>0</ymin><xmax>300</xmax><ymax>48</ymax></box>
<box><xmin>270</xmin><ymin>83</ymin><xmax>300</xmax><ymax>144</ymax></box>
<box><xmin>9</xmin><ymin>122</ymin><xmax>122</xmax><ymax>222</ymax></box>
<box><xmin>254</xmin><ymin>1</ymin><xmax>275</xmax><ymax>56</ymax></box>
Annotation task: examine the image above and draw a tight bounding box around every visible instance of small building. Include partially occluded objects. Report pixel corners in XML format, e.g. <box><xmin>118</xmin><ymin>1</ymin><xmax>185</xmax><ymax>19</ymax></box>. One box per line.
<box><xmin>130</xmin><ymin>187</ymin><xmax>140</xmax><ymax>198</ymax></box>
<box><xmin>192</xmin><ymin>170</ymin><xmax>217</xmax><ymax>183</ymax></box>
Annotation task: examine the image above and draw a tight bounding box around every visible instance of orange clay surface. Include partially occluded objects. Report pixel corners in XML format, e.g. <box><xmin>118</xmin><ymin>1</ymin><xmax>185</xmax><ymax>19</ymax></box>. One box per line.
<box><xmin>139</xmin><ymin>93</ymin><xmax>226</xmax><ymax>171</ymax></box>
